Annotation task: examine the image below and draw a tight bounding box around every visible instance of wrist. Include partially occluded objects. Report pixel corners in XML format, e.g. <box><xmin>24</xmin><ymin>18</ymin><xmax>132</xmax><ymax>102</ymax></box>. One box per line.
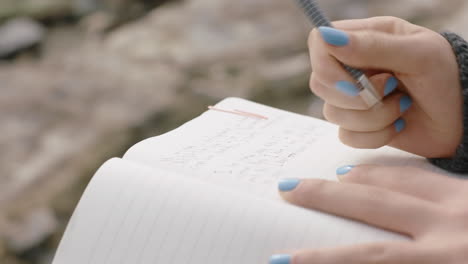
<box><xmin>429</xmin><ymin>32</ymin><xmax>468</xmax><ymax>173</ymax></box>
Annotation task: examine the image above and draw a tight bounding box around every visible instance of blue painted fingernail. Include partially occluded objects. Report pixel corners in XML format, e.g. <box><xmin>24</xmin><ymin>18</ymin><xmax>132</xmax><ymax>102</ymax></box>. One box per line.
<box><xmin>318</xmin><ymin>26</ymin><xmax>350</xmax><ymax>46</ymax></box>
<box><xmin>336</xmin><ymin>81</ymin><xmax>360</xmax><ymax>96</ymax></box>
<box><xmin>278</xmin><ymin>179</ymin><xmax>300</xmax><ymax>192</ymax></box>
<box><xmin>337</xmin><ymin>165</ymin><xmax>355</xmax><ymax>175</ymax></box>
<box><xmin>270</xmin><ymin>254</ymin><xmax>291</xmax><ymax>264</ymax></box>
<box><xmin>394</xmin><ymin>118</ymin><xmax>406</xmax><ymax>133</ymax></box>
<box><xmin>384</xmin><ymin>76</ymin><xmax>398</xmax><ymax>96</ymax></box>
<box><xmin>399</xmin><ymin>95</ymin><xmax>412</xmax><ymax>113</ymax></box>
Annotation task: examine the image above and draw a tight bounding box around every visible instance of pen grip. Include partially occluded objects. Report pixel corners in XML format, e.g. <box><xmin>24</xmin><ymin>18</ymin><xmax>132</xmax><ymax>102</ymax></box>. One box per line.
<box><xmin>343</xmin><ymin>65</ymin><xmax>365</xmax><ymax>82</ymax></box>
<box><xmin>296</xmin><ymin>0</ymin><xmax>332</xmax><ymax>27</ymax></box>
<box><xmin>296</xmin><ymin>0</ymin><xmax>365</xmax><ymax>87</ymax></box>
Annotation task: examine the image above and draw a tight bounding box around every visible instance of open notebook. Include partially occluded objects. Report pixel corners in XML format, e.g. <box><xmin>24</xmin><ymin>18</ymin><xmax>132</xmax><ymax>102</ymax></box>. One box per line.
<box><xmin>52</xmin><ymin>97</ymin><xmax>444</xmax><ymax>264</ymax></box>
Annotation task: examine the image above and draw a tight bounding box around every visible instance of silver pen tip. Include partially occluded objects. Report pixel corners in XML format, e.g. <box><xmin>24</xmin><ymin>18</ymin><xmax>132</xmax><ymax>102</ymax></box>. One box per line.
<box><xmin>356</xmin><ymin>75</ymin><xmax>382</xmax><ymax>107</ymax></box>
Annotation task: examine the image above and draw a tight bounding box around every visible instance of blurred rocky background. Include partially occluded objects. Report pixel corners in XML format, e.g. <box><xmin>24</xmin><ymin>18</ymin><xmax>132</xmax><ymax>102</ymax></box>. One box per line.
<box><xmin>0</xmin><ymin>0</ymin><xmax>467</xmax><ymax>263</ymax></box>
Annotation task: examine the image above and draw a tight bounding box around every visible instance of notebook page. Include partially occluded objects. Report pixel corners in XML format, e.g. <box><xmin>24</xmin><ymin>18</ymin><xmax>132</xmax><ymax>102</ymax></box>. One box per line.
<box><xmin>52</xmin><ymin>158</ymin><xmax>406</xmax><ymax>264</ymax></box>
<box><xmin>123</xmin><ymin>97</ymin><xmax>437</xmax><ymax>199</ymax></box>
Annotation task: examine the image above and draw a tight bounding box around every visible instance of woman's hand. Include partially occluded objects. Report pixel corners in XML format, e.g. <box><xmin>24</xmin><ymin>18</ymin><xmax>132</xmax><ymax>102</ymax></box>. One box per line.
<box><xmin>308</xmin><ymin>16</ymin><xmax>463</xmax><ymax>158</ymax></box>
<box><xmin>271</xmin><ymin>165</ymin><xmax>468</xmax><ymax>264</ymax></box>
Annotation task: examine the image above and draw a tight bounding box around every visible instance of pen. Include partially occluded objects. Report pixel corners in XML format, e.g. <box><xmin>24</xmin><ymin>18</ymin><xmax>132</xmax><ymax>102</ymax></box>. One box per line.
<box><xmin>295</xmin><ymin>0</ymin><xmax>382</xmax><ymax>107</ymax></box>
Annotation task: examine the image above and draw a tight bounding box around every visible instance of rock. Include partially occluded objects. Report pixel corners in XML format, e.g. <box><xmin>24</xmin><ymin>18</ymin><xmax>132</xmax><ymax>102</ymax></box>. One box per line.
<box><xmin>443</xmin><ymin>2</ymin><xmax>468</xmax><ymax>38</ymax></box>
<box><xmin>101</xmin><ymin>0</ymin><xmax>172</xmax><ymax>13</ymax></box>
<box><xmin>367</xmin><ymin>0</ymin><xmax>464</xmax><ymax>20</ymax></box>
<box><xmin>0</xmin><ymin>0</ymin><xmax>466</xmax><ymax>263</ymax></box>
<box><xmin>0</xmin><ymin>48</ymin><xmax>183</xmax><ymax>210</ymax></box>
<box><xmin>0</xmin><ymin>0</ymin><xmax>311</xmax><ymax>222</ymax></box>
<box><xmin>0</xmin><ymin>256</ymin><xmax>26</xmax><ymax>264</ymax></box>
<box><xmin>0</xmin><ymin>18</ymin><xmax>46</xmax><ymax>58</ymax></box>
<box><xmin>3</xmin><ymin>208</ymin><xmax>58</xmax><ymax>253</ymax></box>
<box><xmin>109</xmin><ymin>0</ymin><xmax>309</xmax><ymax>60</ymax></box>
<box><xmin>0</xmin><ymin>240</ymin><xmax>5</xmax><ymax>258</ymax></box>
<box><xmin>73</xmin><ymin>0</ymin><xmax>100</xmax><ymax>16</ymax></box>
<box><xmin>0</xmin><ymin>0</ymin><xmax>74</xmax><ymax>21</ymax></box>
<box><xmin>79</xmin><ymin>11</ymin><xmax>115</xmax><ymax>34</ymax></box>
<box><xmin>317</xmin><ymin>0</ymin><xmax>464</xmax><ymax>29</ymax></box>
<box><xmin>90</xmin><ymin>0</ymin><xmax>176</xmax><ymax>29</ymax></box>
<box><xmin>105</xmin><ymin>0</ymin><xmax>311</xmax><ymax>97</ymax></box>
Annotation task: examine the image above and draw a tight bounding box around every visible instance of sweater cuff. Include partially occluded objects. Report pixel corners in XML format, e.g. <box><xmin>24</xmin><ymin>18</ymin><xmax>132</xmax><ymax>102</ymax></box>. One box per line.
<box><xmin>428</xmin><ymin>32</ymin><xmax>468</xmax><ymax>173</ymax></box>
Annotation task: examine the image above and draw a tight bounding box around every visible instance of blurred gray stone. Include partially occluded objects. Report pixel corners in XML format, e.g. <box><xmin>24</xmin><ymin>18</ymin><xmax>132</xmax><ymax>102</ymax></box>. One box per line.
<box><xmin>0</xmin><ymin>0</ymin><xmax>466</xmax><ymax>263</ymax></box>
<box><xmin>105</xmin><ymin>0</ymin><xmax>311</xmax><ymax>102</ymax></box>
<box><xmin>0</xmin><ymin>0</ymin><xmax>74</xmax><ymax>20</ymax></box>
<box><xmin>443</xmin><ymin>1</ymin><xmax>468</xmax><ymax>38</ymax></box>
<box><xmin>3</xmin><ymin>208</ymin><xmax>57</xmax><ymax>253</ymax></box>
<box><xmin>0</xmin><ymin>0</ymin><xmax>311</xmax><ymax>222</ymax></box>
<box><xmin>106</xmin><ymin>0</ymin><xmax>309</xmax><ymax>65</ymax></box>
<box><xmin>367</xmin><ymin>0</ymin><xmax>464</xmax><ymax>20</ymax></box>
<box><xmin>0</xmin><ymin>18</ymin><xmax>46</xmax><ymax>58</ymax></box>
<box><xmin>0</xmin><ymin>240</ymin><xmax>5</xmax><ymax>257</ymax></box>
<box><xmin>317</xmin><ymin>0</ymin><xmax>464</xmax><ymax>29</ymax></box>
<box><xmin>79</xmin><ymin>11</ymin><xmax>115</xmax><ymax>34</ymax></box>
<box><xmin>73</xmin><ymin>0</ymin><xmax>100</xmax><ymax>16</ymax></box>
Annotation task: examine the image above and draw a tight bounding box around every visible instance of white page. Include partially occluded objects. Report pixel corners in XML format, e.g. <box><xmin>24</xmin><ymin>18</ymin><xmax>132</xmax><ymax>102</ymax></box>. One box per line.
<box><xmin>123</xmin><ymin>97</ymin><xmax>444</xmax><ymax>199</ymax></box>
<box><xmin>52</xmin><ymin>158</ymin><xmax>406</xmax><ymax>264</ymax></box>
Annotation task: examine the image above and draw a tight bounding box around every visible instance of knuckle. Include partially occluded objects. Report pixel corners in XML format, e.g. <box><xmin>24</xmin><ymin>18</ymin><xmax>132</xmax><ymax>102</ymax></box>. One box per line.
<box><xmin>446</xmin><ymin>207</ymin><xmax>468</xmax><ymax>224</ymax></box>
<box><xmin>339</xmin><ymin>133</ymin><xmax>367</xmax><ymax>149</ymax></box>
<box><xmin>438</xmin><ymin>241</ymin><xmax>468</xmax><ymax>264</ymax></box>
<box><xmin>381</xmin><ymin>16</ymin><xmax>404</xmax><ymax>27</ymax></box>
<box><xmin>361</xmin><ymin>31</ymin><xmax>385</xmax><ymax>59</ymax></box>
<box><xmin>364</xmin><ymin>187</ymin><xmax>391</xmax><ymax>204</ymax></box>
<box><xmin>352</xmin><ymin>99</ymin><xmax>373</xmax><ymax>111</ymax></box>
<box><xmin>309</xmin><ymin>74</ymin><xmax>322</xmax><ymax>94</ymax></box>
<box><xmin>293</xmin><ymin>250</ymin><xmax>320</xmax><ymax>263</ymax></box>
<box><xmin>307</xmin><ymin>179</ymin><xmax>329</xmax><ymax>192</ymax></box>
<box><xmin>363</xmin><ymin>244</ymin><xmax>392</xmax><ymax>262</ymax></box>
<box><xmin>311</xmin><ymin>64</ymin><xmax>333</xmax><ymax>82</ymax></box>
<box><xmin>455</xmin><ymin>241</ymin><xmax>468</xmax><ymax>262</ymax></box>
<box><xmin>309</xmin><ymin>74</ymin><xmax>331</xmax><ymax>99</ymax></box>
<box><xmin>322</xmin><ymin>104</ymin><xmax>338</xmax><ymax>123</ymax></box>
<box><xmin>374</xmin><ymin>16</ymin><xmax>408</xmax><ymax>32</ymax></box>
<box><xmin>339</xmin><ymin>129</ymin><xmax>387</xmax><ymax>149</ymax></box>
<box><xmin>361</xmin><ymin>101</ymin><xmax>374</xmax><ymax>111</ymax></box>
<box><xmin>308</xmin><ymin>28</ymin><xmax>320</xmax><ymax>47</ymax></box>
<box><xmin>338</xmin><ymin>129</ymin><xmax>355</xmax><ymax>147</ymax></box>
<box><xmin>301</xmin><ymin>179</ymin><xmax>330</xmax><ymax>196</ymax></box>
<box><xmin>343</xmin><ymin>167</ymin><xmax>370</xmax><ymax>183</ymax></box>
<box><xmin>419</xmin><ymin>33</ymin><xmax>454</xmax><ymax>71</ymax></box>
<box><xmin>293</xmin><ymin>179</ymin><xmax>331</xmax><ymax>204</ymax></box>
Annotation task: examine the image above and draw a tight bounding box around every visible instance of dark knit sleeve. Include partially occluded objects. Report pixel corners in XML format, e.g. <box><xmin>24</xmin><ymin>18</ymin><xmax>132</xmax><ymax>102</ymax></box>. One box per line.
<box><xmin>428</xmin><ymin>32</ymin><xmax>468</xmax><ymax>173</ymax></box>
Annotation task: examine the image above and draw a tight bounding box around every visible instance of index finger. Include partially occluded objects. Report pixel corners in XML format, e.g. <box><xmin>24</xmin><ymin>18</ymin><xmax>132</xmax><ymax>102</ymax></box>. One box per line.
<box><xmin>332</xmin><ymin>16</ymin><xmax>416</xmax><ymax>34</ymax></box>
<box><xmin>274</xmin><ymin>242</ymin><xmax>441</xmax><ymax>264</ymax></box>
<box><xmin>278</xmin><ymin>179</ymin><xmax>440</xmax><ymax>237</ymax></box>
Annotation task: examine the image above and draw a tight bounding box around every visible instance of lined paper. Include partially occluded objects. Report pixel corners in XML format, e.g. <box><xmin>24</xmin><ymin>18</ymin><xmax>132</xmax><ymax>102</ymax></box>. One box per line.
<box><xmin>52</xmin><ymin>158</ymin><xmax>406</xmax><ymax>264</ymax></box>
<box><xmin>123</xmin><ymin>97</ymin><xmax>437</xmax><ymax>199</ymax></box>
<box><xmin>125</xmin><ymin>98</ymin><xmax>329</xmax><ymax>185</ymax></box>
<box><xmin>54</xmin><ymin>97</ymin><xmax>448</xmax><ymax>264</ymax></box>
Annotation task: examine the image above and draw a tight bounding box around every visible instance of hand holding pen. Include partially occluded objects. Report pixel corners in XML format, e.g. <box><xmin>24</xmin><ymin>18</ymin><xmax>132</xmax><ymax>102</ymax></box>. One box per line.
<box><xmin>296</xmin><ymin>3</ymin><xmax>462</xmax><ymax>158</ymax></box>
<box><xmin>270</xmin><ymin>8</ymin><xmax>468</xmax><ymax>264</ymax></box>
<box><xmin>296</xmin><ymin>0</ymin><xmax>381</xmax><ymax>107</ymax></box>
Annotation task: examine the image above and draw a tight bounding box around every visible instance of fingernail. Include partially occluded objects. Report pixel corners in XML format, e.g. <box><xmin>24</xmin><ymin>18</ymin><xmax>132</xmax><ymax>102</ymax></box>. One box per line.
<box><xmin>336</xmin><ymin>81</ymin><xmax>360</xmax><ymax>96</ymax></box>
<box><xmin>384</xmin><ymin>76</ymin><xmax>398</xmax><ymax>96</ymax></box>
<box><xmin>399</xmin><ymin>95</ymin><xmax>412</xmax><ymax>113</ymax></box>
<box><xmin>278</xmin><ymin>179</ymin><xmax>301</xmax><ymax>192</ymax></box>
<box><xmin>270</xmin><ymin>254</ymin><xmax>291</xmax><ymax>264</ymax></box>
<box><xmin>336</xmin><ymin>165</ymin><xmax>355</xmax><ymax>175</ymax></box>
<box><xmin>394</xmin><ymin>118</ymin><xmax>406</xmax><ymax>133</ymax></box>
<box><xmin>318</xmin><ymin>26</ymin><xmax>350</xmax><ymax>46</ymax></box>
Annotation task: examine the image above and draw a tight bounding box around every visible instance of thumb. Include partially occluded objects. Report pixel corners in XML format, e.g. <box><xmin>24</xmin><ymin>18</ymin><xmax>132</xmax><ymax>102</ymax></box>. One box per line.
<box><xmin>316</xmin><ymin>26</ymin><xmax>429</xmax><ymax>73</ymax></box>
